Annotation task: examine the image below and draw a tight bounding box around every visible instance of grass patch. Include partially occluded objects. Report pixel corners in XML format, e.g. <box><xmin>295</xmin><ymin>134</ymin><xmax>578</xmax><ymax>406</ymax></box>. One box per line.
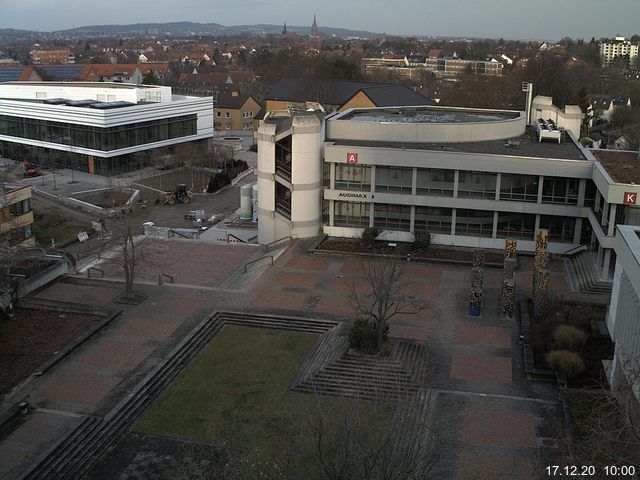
<box><xmin>135</xmin><ymin>326</ymin><xmax>393</xmax><ymax>478</ymax></box>
<box><xmin>32</xmin><ymin>212</ymin><xmax>85</xmax><ymax>250</ymax></box>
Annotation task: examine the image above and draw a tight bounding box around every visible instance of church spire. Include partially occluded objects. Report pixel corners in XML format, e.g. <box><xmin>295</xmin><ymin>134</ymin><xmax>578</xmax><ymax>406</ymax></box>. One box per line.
<box><xmin>311</xmin><ymin>13</ymin><xmax>319</xmax><ymax>35</ymax></box>
<box><xmin>282</xmin><ymin>21</ymin><xmax>287</xmax><ymax>34</ymax></box>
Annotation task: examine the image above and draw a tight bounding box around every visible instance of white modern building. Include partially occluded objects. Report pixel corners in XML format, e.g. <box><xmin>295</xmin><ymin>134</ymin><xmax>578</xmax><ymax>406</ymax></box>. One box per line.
<box><xmin>600</xmin><ymin>36</ymin><xmax>639</xmax><ymax>67</ymax></box>
<box><xmin>0</xmin><ymin>82</ymin><xmax>214</xmax><ymax>175</ymax></box>
<box><xmin>257</xmin><ymin>104</ymin><xmax>640</xmax><ymax>281</ymax></box>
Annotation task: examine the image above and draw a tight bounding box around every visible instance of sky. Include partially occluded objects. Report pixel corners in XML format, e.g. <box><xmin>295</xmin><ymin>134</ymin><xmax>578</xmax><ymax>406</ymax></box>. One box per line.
<box><xmin>0</xmin><ymin>0</ymin><xmax>639</xmax><ymax>41</ymax></box>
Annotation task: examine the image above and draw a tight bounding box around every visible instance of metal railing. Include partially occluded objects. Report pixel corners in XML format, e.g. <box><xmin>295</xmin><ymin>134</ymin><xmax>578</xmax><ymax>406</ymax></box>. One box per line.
<box><xmin>244</xmin><ymin>255</ymin><xmax>273</xmax><ymax>273</ymax></box>
<box><xmin>87</xmin><ymin>267</ymin><xmax>104</xmax><ymax>279</ymax></box>
<box><xmin>264</xmin><ymin>235</ymin><xmax>292</xmax><ymax>253</ymax></box>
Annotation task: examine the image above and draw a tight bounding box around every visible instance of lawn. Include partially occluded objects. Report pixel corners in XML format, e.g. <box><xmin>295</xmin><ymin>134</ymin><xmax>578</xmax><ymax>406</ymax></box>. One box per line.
<box><xmin>135</xmin><ymin>325</ymin><xmax>393</xmax><ymax>478</ymax></box>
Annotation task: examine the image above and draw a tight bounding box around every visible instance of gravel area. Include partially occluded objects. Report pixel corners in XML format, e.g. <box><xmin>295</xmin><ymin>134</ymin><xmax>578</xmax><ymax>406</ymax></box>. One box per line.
<box><xmin>0</xmin><ymin>308</ymin><xmax>103</xmax><ymax>396</ymax></box>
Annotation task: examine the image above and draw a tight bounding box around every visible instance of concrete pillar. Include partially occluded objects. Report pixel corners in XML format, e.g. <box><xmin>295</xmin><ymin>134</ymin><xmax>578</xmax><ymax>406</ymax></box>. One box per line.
<box><xmin>597</xmin><ymin>245</ymin><xmax>604</xmax><ymax>266</ymax></box>
<box><xmin>330</xmin><ymin>162</ymin><xmax>335</xmax><ymax>190</ymax></box>
<box><xmin>412</xmin><ymin>167</ymin><xmax>417</xmax><ymax>196</ymax></box>
<box><xmin>370</xmin><ymin>165</ymin><xmax>376</xmax><ymax>193</ymax></box>
<box><xmin>602</xmin><ymin>200</ymin><xmax>609</xmax><ymax>227</ymax></box>
<box><xmin>577</xmin><ymin>178</ymin><xmax>586</xmax><ymax>207</ymax></box>
<box><xmin>453</xmin><ymin>170</ymin><xmax>459</xmax><ymax>198</ymax></box>
<box><xmin>492</xmin><ymin>211</ymin><xmax>498</xmax><ymax>238</ymax></box>
<box><xmin>495</xmin><ymin>173</ymin><xmax>501</xmax><ymax>201</ymax></box>
<box><xmin>595</xmin><ymin>189</ymin><xmax>601</xmax><ymax>213</ymax></box>
<box><xmin>537</xmin><ymin>175</ymin><xmax>544</xmax><ymax>203</ymax></box>
<box><xmin>329</xmin><ymin>200</ymin><xmax>335</xmax><ymax>227</ymax></box>
<box><xmin>410</xmin><ymin>205</ymin><xmax>415</xmax><ymax>232</ymax></box>
<box><xmin>451</xmin><ymin>208</ymin><xmax>457</xmax><ymax>236</ymax></box>
<box><xmin>369</xmin><ymin>202</ymin><xmax>374</xmax><ymax>227</ymax></box>
<box><xmin>608</xmin><ymin>203</ymin><xmax>617</xmax><ymax>236</ymax></box>
<box><xmin>573</xmin><ymin>217</ymin><xmax>583</xmax><ymax>244</ymax></box>
<box><xmin>534</xmin><ymin>215</ymin><xmax>541</xmax><ymax>241</ymax></box>
<box><xmin>602</xmin><ymin>249</ymin><xmax>612</xmax><ymax>280</ymax></box>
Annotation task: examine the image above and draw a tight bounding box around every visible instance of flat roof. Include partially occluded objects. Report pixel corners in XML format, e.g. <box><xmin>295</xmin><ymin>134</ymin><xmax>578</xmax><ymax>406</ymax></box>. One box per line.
<box><xmin>592</xmin><ymin>150</ymin><xmax>640</xmax><ymax>184</ymax></box>
<box><xmin>0</xmin><ymin>97</ymin><xmax>138</xmax><ymax>109</ymax></box>
<box><xmin>3</xmin><ymin>81</ymin><xmax>158</xmax><ymax>90</ymax></box>
<box><xmin>339</xmin><ymin>107</ymin><xmax>518</xmax><ymax>124</ymax></box>
<box><xmin>330</xmin><ymin>127</ymin><xmax>587</xmax><ymax>161</ymax></box>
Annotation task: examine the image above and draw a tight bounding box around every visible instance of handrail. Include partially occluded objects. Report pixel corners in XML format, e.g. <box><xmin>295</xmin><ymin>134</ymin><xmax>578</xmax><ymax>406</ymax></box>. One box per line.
<box><xmin>244</xmin><ymin>255</ymin><xmax>273</xmax><ymax>273</ymax></box>
<box><xmin>264</xmin><ymin>235</ymin><xmax>292</xmax><ymax>252</ymax></box>
<box><xmin>87</xmin><ymin>267</ymin><xmax>104</xmax><ymax>279</ymax></box>
<box><xmin>227</xmin><ymin>233</ymin><xmax>246</xmax><ymax>243</ymax></box>
<box><xmin>562</xmin><ymin>244</ymin><xmax>587</xmax><ymax>257</ymax></box>
<box><xmin>169</xmin><ymin>229</ymin><xmax>192</xmax><ymax>239</ymax></box>
<box><xmin>158</xmin><ymin>273</ymin><xmax>174</xmax><ymax>285</ymax></box>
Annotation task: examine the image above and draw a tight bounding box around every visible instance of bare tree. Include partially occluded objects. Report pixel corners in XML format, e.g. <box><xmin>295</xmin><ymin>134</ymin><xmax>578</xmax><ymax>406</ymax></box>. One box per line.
<box><xmin>348</xmin><ymin>259</ymin><xmax>425</xmax><ymax>351</ymax></box>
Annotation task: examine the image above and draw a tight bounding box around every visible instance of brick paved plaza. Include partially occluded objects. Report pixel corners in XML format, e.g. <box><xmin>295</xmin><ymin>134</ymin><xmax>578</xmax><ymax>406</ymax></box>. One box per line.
<box><xmin>0</xmin><ymin>237</ymin><xmax>570</xmax><ymax>479</ymax></box>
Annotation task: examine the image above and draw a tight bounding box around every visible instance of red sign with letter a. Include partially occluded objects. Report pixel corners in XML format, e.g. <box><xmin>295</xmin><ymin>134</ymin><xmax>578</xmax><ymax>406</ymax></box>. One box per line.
<box><xmin>624</xmin><ymin>192</ymin><xmax>637</xmax><ymax>205</ymax></box>
<box><xmin>346</xmin><ymin>152</ymin><xmax>358</xmax><ymax>165</ymax></box>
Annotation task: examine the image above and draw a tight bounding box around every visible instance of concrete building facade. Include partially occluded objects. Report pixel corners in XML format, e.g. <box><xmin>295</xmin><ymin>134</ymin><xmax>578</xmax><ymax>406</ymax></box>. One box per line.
<box><xmin>257</xmin><ymin>104</ymin><xmax>640</xmax><ymax>282</ymax></box>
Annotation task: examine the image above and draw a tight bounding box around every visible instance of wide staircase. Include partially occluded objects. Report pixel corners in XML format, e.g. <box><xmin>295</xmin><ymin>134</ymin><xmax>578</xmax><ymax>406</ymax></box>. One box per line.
<box><xmin>387</xmin><ymin>389</ymin><xmax>438</xmax><ymax>473</ymax></box>
<box><xmin>292</xmin><ymin>339</ymin><xmax>430</xmax><ymax>401</ymax></box>
<box><xmin>566</xmin><ymin>251</ymin><xmax>613</xmax><ymax>295</ymax></box>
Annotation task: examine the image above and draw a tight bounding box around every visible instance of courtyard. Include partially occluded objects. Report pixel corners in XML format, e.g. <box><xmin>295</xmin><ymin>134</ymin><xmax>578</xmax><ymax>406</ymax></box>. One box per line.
<box><xmin>0</xmin><ymin>238</ymin><xmax>570</xmax><ymax>479</ymax></box>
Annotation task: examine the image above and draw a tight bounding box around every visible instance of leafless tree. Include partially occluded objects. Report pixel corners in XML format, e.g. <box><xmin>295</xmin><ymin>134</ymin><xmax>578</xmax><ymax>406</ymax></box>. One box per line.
<box><xmin>348</xmin><ymin>259</ymin><xmax>425</xmax><ymax>350</ymax></box>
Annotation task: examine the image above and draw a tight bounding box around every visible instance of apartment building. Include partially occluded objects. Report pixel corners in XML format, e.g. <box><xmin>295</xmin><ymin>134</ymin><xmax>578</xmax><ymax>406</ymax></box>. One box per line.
<box><xmin>215</xmin><ymin>93</ymin><xmax>261</xmax><ymax>131</ymax></box>
<box><xmin>600</xmin><ymin>36</ymin><xmax>639</xmax><ymax>67</ymax></box>
<box><xmin>0</xmin><ymin>184</ymin><xmax>34</xmax><ymax>258</ymax></box>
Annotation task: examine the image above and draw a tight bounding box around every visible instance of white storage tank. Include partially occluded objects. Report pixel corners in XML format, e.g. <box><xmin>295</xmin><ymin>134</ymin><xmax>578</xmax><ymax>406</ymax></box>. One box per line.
<box><xmin>240</xmin><ymin>184</ymin><xmax>253</xmax><ymax>220</ymax></box>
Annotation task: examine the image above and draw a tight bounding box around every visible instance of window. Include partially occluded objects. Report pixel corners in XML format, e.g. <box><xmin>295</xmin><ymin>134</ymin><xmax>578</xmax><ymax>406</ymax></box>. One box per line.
<box><xmin>216</xmin><ymin>111</ymin><xmax>221</xmax><ymax>117</ymax></box>
<box><xmin>542</xmin><ymin>177</ymin><xmax>578</xmax><ymax>205</ymax></box>
<box><xmin>334</xmin><ymin>201</ymin><xmax>370</xmax><ymax>227</ymax></box>
<box><xmin>416</xmin><ymin>168</ymin><xmax>454</xmax><ymax>196</ymax></box>
<box><xmin>414</xmin><ymin>206</ymin><xmax>452</xmax><ymax>233</ymax></box>
<box><xmin>496</xmin><ymin>212</ymin><xmax>536</xmax><ymax>239</ymax></box>
<box><xmin>335</xmin><ymin>165</ymin><xmax>371</xmax><ymax>191</ymax></box>
<box><xmin>373</xmin><ymin>203</ymin><xmax>411</xmax><ymax>231</ymax></box>
<box><xmin>457</xmin><ymin>170</ymin><xmax>497</xmax><ymax>199</ymax></box>
<box><xmin>375</xmin><ymin>166</ymin><xmax>413</xmax><ymax>193</ymax></box>
<box><xmin>225</xmin><ymin>112</ymin><xmax>230</xmax><ymax>118</ymax></box>
<box><xmin>455</xmin><ymin>209</ymin><xmax>494</xmax><ymax>237</ymax></box>
<box><xmin>539</xmin><ymin>215</ymin><xmax>576</xmax><ymax>243</ymax></box>
<box><xmin>500</xmin><ymin>174</ymin><xmax>538</xmax><ymax>202</ymax></box>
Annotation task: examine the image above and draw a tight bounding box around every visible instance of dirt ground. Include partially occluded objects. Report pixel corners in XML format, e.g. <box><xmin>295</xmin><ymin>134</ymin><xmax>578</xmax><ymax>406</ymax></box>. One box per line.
<box><xmin>0</xmin><ymin>308</ymin><xmax>104</xmax><ymax>395</ymax></box>
<box><xmin>73</xmin><ymin>190</ymin><xmax>132</xmax><ymax>208</ymax></box>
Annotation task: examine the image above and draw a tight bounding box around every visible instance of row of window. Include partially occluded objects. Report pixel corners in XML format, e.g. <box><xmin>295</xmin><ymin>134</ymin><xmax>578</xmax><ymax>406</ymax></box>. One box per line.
<box><xmin>0</xmin><ymin>114</ymin><xmax>197</xmax><ymax>152</ymax></box>
<box><xmin>331</xmin><ymin>165</ymin><xmax>583</xmax><ymax>205</ymax></box>
<box><xmin>330</xmin><ymin>201</ymin><xmax>576</xmax><ymax>242</ymax></box>
<box><xmin>215</xmin><ymin>111</ymin><xmax>255</xmax><ymax>118</ymax></box>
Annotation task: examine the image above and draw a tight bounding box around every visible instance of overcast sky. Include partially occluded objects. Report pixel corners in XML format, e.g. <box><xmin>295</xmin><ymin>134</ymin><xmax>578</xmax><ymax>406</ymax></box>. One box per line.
<box><xmin>1</xmin><ymin>0</ymin><xmax>638</xmax><ymax>41</ymax></box>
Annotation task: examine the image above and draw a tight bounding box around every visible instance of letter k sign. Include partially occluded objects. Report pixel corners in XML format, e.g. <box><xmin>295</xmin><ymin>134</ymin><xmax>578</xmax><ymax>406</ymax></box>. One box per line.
<box><xmin>624</xmin><ymin>192</ymin><xmax>637</xmax><ymax>205</ymax></box>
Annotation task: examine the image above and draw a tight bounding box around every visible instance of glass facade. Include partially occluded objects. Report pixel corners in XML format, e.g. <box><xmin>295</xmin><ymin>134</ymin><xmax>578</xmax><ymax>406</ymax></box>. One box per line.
<box><xmin>457</xmin><ymin>170</ymin><xmax>497</xmax><ymax>199</ymax></box>
<box><xmin>373</xmin><ymin>203</ymin><xmax>411</xmax><ymax>231</ymax></box>
<box><xmin>540</xmin><ymin>215</ymin><xmax>576</xmax><ymax>242</ymax></box>
<box><xmin>0</xmin><ymin>114</ymin><xmax>197</xmax><ymax>152</ymax></box>
<box><xmin>414</xmin><ymin>206</ymin><xmax>452</xmax><ymax>233</ymax></box>
<box><xmin>416</xmin><ymin>168</ymin><xmax>454</xmax><ymax>196</ymax></box>
<box><xmin>334</xmin><ymin>200</ymin><xmax>370</xmax><ymax>227</ymax></box>
<box><xmin>455</xmin><ymin>209</ymin><xmax>494</xmax><ymax>237</ymax></box>
<box><xmin>542</xmin><ymin>177</ymin><xmax>579</xmax><ymax>205</ymax></box>
<box><xmin>335</xmin><ymin>165</ymin><xmax>371</xmax><ymax>191</ymax></box>
<box><xmin>496</xmin><ymin>212</ymin><xmax>536</xmax><ymax>239</ymax></box>
<box><xmin>500</xmin><ymin>174</ymin><xmax>539</xmax><ymax>202</ymax></box>
<box><xmin>375</xmin><ymin>166</ymin><xmax>413</xmax><ymax>193</ymax></box>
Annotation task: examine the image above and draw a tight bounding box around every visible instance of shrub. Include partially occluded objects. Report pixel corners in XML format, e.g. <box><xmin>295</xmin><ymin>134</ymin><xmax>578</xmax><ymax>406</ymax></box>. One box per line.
<box><xmin>546</xmin><ymin>350</ymin><xmax>585</xmax><ymax>378</ymax></box>
<box><xmin>414</xmin><ymin>230</ymin><xmax>431</xmax><ymax>249</ymax></box>
<box><xmin>207</xmin><ymin>171</ymin><xmax>231</xmax><ymax>193</ymax></box>
<box><xmin>348</xmin><ymin>318</ymin><xmax>388</xmax><ymax>354</ymax></box>
<box><xmin>361</xmin><ymin>227</ymin><xmax>380</xmax><ymax>245</ymax></box>
<box><xmin>553</xmin><ymin>324</ymin><xmax>588</xmax><ymax>350</ymax></box>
